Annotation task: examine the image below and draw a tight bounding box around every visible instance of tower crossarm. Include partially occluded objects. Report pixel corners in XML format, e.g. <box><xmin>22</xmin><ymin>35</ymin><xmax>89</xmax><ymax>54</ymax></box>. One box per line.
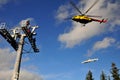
<box><xmin>0</xmin><ymin>28</ymin><xmax>18</xmax><ymax>51</ymax></box>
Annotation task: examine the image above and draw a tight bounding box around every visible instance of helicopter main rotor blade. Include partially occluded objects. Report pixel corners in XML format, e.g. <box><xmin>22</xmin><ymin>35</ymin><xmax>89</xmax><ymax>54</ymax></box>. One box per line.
<box><xmin>84</xmin><ymin>0</ymin><xmax>99</xmax><ymax>15</ymax></box>
<box><xmin>86</xmin><ymin>15</ymin><xmax>102</xmax><ymax>18</ymax></box>
<box><xmin>70</xmin><ymin>0</ymin><xmax>83</xmax><ymax>15</ymax></box>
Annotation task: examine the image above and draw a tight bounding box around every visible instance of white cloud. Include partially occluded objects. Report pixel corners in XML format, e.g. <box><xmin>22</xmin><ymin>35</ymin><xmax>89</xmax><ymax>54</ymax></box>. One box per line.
<box><xmin>0</xmin><ymin>48</ymin><xmax>42</xmax><ymax>80</ymax></box>
<box><xmin>58</xmin><ymin>22</ymin><xmax>104</xmax><ymax>48</ymax></box>
<box><xmin>0</xmin><ymin>0</ymin><xmax>14</xmax><ymax>8</ymax></box>
<box><xmin>56</xmin><ymin>0</ymin><xmax>120</xmax><ymax>48</ymax></box>
<box><xmin>0</xmin><ymin>0</ymin><xmax>9</xmax><ymax>7</ymax></box>
<box><xmin>0</xmin><ymin>0</ymin><xmax>21</xmax><ymax>9</ymax></box>
<box><xmin>87</xmin><ymin>37</ymin><xmax>116</xmax><ymax>57</ymax></box>
<box><xmin>115</xmin><ymin>41</ymin><xmax>120</xmax><ymax>49</ymax></box>
<box><xmin>0</xmin><ymin>70</ymin><xmax>43</xmax><ymax>80</ymax></box>
<box><xmin>19</xmin><ymin>18</ymin><xmax>34</xmax><ymax>27</ymax></box>
<box><xmin>22</xmin><ymin>56</ymin><xmax>30</xmax><ymax>62</ymax></box>
<box><xmin>93</xmin><ymin>37</ymin><xmax>115</xmax><ymax>50</ymax></box>
<box><xmin>0</xmin><ymin>70</ymin><xmax>12</xmax><ymax>80</ymax></box>
<box><xmin>42</xmin><ymin>72</ymin><xmax>73</xmax><ymax>80</ymax></box>
<box><xmin>0</xmin><ymin>48</ymin><xmax>16</xmax><ymax>70</ymax></box>
<box><xmin>19</xmin><ymin>70</ymin><xmax>43</xmax><ymax>80</ymax></box>
<box><xmin>56</xmin><ymin>4</ymin><xmax>71</xmax><ymax>21</ymax></box>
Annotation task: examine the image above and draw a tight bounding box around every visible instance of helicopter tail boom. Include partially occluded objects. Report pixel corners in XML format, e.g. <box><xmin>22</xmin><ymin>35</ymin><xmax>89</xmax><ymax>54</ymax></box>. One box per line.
<box><xmin>100</xmin><ymin>19</ymin><xmax>108</xmax><ymax>24</ymax></box>
<box><xmin>92</xmin><ymin>18</ymin><xmax>108</xmax><ymax>24</ymax></box>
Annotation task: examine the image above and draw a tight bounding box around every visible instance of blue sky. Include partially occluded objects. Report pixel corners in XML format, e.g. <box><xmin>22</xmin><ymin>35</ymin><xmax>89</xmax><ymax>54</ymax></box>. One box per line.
<box><xmin>0</xmin><ymin>0</ymin><xmax>120</xmax><ymax>80</ymax></box>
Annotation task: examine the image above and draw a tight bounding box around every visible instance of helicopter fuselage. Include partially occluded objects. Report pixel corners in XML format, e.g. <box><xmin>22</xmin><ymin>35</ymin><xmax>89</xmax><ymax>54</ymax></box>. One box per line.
<box><xmin>72</xmin><ymin>15</ymin><xmax>92</xmax><ymax>24</ymax></box>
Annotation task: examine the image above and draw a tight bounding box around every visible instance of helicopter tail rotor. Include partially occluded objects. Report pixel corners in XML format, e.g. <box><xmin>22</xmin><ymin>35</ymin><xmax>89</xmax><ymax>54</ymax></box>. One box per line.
<box><xmin>100</xmin><ymin>18</ymin><xmax>108</xmax><ymax>24</ymax></box>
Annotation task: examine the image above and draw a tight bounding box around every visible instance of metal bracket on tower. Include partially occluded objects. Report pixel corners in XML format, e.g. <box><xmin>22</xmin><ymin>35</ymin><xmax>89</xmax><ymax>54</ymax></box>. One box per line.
<box><xmin>21</xmin><ymin>20</ymin><xmax>39</xmax><ymax>53</ymax></box>
<box><xmin>0</xmin><ymin>23</ymin><xmax>18</xmax><ymax>51</ymax></box>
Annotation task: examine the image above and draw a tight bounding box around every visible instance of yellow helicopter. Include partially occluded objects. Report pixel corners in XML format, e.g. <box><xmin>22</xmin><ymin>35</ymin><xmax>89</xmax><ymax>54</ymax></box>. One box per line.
<box><xmin>68</xmin><ymin>0</ymin><xmax>107</xmax><ymax>26</ymax></box>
